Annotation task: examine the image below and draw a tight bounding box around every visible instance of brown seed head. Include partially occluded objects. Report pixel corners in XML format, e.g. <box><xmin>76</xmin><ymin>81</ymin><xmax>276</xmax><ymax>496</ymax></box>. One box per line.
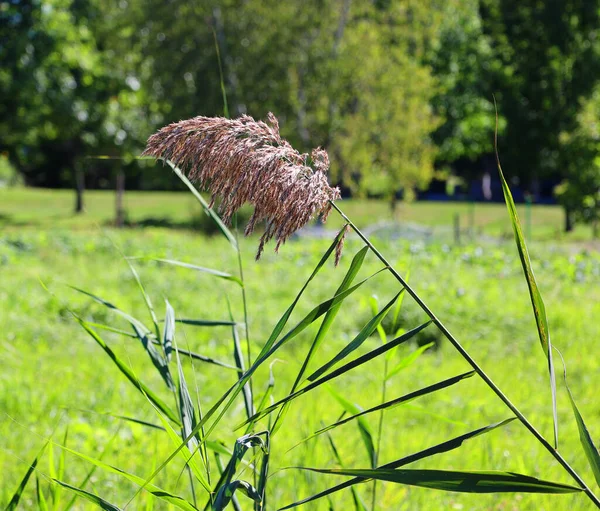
<box><xmin>143</xmin><ymin>113</ymin><xmax>341</xmax><ymax>259</ymax></box>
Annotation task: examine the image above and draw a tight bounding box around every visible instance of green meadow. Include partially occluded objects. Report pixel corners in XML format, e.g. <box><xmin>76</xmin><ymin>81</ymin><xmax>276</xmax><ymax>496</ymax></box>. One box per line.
<box><xmin>1</xmin><ymin>189</ymin><xmax>600</xmax><ymax>510</ymax></box>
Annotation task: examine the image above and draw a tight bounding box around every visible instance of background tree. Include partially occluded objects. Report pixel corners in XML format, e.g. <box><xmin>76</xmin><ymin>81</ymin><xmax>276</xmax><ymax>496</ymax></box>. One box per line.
<box><xmin>479</xmin><ymin>0</ymin><xmax>600</xmax><ymax>229</ymax></box>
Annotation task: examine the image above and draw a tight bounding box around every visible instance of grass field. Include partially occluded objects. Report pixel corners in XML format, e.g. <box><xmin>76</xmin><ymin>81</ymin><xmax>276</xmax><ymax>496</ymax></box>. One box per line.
<box><xmin>1</xmin><ymin>188</ymin><xmax>598</xmax><ymax>242</ymax></box>
<box><xmin>1</xmin><ymin>188</ymin><xmax>600</xmax><ymax>510</ymax></box>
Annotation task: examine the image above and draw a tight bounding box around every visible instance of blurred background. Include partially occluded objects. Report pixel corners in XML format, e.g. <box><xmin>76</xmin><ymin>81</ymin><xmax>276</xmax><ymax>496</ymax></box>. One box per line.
<box><xmin>2</xmin><ymin>0</ymin><xmax>600</xmax><ymax>238</ymax></box>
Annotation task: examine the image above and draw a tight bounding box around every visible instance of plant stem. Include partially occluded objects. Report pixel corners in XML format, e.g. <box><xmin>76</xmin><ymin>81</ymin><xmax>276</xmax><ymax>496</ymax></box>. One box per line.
<box><xmin>330</xmin><ymin>201</ymin><xmax>600</xmax><ymax>509</ymax></box>
<box><xmin>372</xmin><ymin>355</ymin><xmax>388</xmax><ymax>511</ymax></box>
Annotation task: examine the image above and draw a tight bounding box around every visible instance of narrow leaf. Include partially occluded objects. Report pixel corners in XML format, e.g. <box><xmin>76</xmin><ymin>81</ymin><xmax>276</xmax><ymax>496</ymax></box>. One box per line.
<box><xmin>132</xmin><ymin>324</ymin><xmax>175</xmax><ymax>391</ymax></box>
<box><xmin>131</xmin><ymin>258</ymin><xmax>243</xmax><ymax>286</ymax></box>
<box><xmin>386</xmin><ymin>342</ymin><xmax>435</xmax><ymax>380</ymax></box>
<box><xmin>6</xmin><ymin>441</ymin><xmax>47</xmax><ymax>511</ymax></box>
<box><xmin>175</xmin><ymin>319</ymin><xmax>237</xmax><ymax>327</ymax></box>
<box><xmin>163</xmin><ymin>300</ymin><xmax>175</xmax><ymax>363</ymax></box>
<box><xmin>51</xmin><ymin>480</ymin><xmax>123</xmax><ymax>511</ymax></box>
<box><xmin>328</xmin><ymin>387</ymin><xmax>376</xmax><ymax>468</ymax></box>
<box><xmin>299</xmin><ymin>468</ymin><xmax>582</xmax><ymax>494</ymax></box>
<box><xmin>36</xmin><ymin>476</ymin><xmax>49</xmax><ymax>511</ymax></box>
<box><xmin>279</xmin><ymin>418</ymin><xmax>515</xmax><ymax>509</ymax></box>
<box><xmin>308</xmin><ymin>291</ymin><xmax>401</xmax><ymax>381</ymax></box>
<box><xmin>166</xmin><ymin>160</ymin><xmax>237</xmax><ymax>248</ymax></box>
<box><xmin>77</xmin><ymin>319</ymin><xmax>180</xmax><ymax>425</ymax></box>
<box><xmin>495</xmin><ymin>111</ymin><xmax>557</xmax><ymax>448</ymax></box>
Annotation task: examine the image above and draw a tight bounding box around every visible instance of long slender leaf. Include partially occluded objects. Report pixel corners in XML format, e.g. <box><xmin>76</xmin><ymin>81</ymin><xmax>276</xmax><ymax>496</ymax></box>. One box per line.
<box><xmin>279</xmin><ymin>418</ymin><xmax>515</xmax><ymax>509</ymax></box>
<box><xmin>495</xmin><ymin>115</ymin><xmax>557</xmax><ymax>448</ymax></box>
<box><xmin>77</xmin><ymin>319</ymin><xmax>180</xmax><ymax>425</ymax></box>
<box><xmin>52</xmin><ymin>479</ymin><xmax>123</xmax><ymax>511</ymax></box>
<box><xmin>238</xmin><ymin>322</ymin><xmax>432</xmax><ymax>429</ymax></box>
<box><xmin>298</xmin><ymin>467</ymin><xmax>582</xmax><ymax>494</ymax></box>
<box><xmin>133</xmin><ymin>258</ymin><xmax>243</xmax><ymax>286</ymax></box>
<box><xmin>6</xmin><ymin>441</ymin><xmax>47</xmax><ymax>511</ymax></box>
<box><xmin>53</xmin><ymin>443</ymin><xmax>201</xmax><ymax>510</ymax></box>
<box><xmin>175</xmin><ymin>319</ymin><xmax>237</xmax><ymax>327</ymax></box>
<box><xmin>124</xmin><ymin>257</ymin><xmax>160</xmax><ymax>341</ymax></box>
<box><xmin>308</xmin><ymin>291</ymin><xmax>401</xmax><ymax>381</ymax></box>
<box><xmin>69</xmin><ymin>286</ymin><xmax>149</xmax><ymax>334</ymax></box>
<box><xmin>163</xmin><ymin>300</ymin><xmax>175</xmax><ymax>363</ymax></box>
<box><xmin>325</xmin><ymin>433</ymin><xmax>368</xmax><ymax>511</ymax></box>
<box><xmin>166</xmin><ymin>160</ymin><xmax>237</xmax><ymax>248</ymax></box>
<box><xmin>557</xmin><ymin>350</ymin><xmax>600</xmax><ymax>489</ymax></box>
<box><xmin>296</xmin><ymin>371</ymin><xmax>475</xmax><ymax>447</ymax></box>
<box><xmin>36</xmin><ymin>476</ymin><xmax>49</xmax><ymax>511</ymax></box>
<box><xmin>213</xmin><ymin>480</ymin><xmax>261</xmax><ymax>511</ymax></box>
<box><xmin>132</xmin><ymin>324</ymin><xmax>175</xmax><ymax>391</ymax></box>
<box><xmin>328</xmin><ymin>387</ymin><xmax>376</xmax><ymax>468</ymax></box>
<box><xmin>227</xmin><ymin>297</ymin><xmax>253</xmax><ymax>420</ymax></box>
<box><xmin>386</xmin><ymin>342</ymin><xmax>435</xmax><ymax>381</ymax></box>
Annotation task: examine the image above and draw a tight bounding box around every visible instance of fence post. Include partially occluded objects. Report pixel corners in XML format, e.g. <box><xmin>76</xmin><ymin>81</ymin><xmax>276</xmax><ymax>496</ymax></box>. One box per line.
<box><xmin>454</xmin><ymin>213</ymin><xmax>461</xmax><ymax>245</ymax></box>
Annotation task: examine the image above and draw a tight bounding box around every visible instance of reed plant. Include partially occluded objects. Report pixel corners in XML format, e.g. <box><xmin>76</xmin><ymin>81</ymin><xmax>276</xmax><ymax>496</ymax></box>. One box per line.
<box><xmin>8</xmin><ymin>113</ymin><xmax>600</xmax><ymax>511</ymax></box>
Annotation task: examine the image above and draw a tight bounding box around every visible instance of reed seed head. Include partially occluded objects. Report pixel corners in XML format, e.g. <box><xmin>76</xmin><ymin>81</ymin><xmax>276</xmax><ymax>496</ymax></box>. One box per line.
<box><xmin>143</xmin><ymin>113</ymin><xmax>341</xmax><ymax>259</ymax></box>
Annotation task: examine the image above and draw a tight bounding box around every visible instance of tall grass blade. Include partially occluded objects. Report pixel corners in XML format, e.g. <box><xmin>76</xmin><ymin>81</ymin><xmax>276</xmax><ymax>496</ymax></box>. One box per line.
<box><xmin>175</xmin><ymin>319</ymin><xmax>237</xmax><ymax>327</ymax></box>
<box><xmin>386</xmin><ymin>342</ymin><xmax>435</xmax><ymax>381</ymax></box>
<box><xmin>63</xmin><ymin>428</ymin><xmax>122</xmax><ymax>511</ymax></box>
<box><xmin>69</xmin><ymin>286</ymin><xmax>149</xmax><ymax>334</ymax></box>
<box><xmin>173</xmin><ymin>324</ymin><xmax>200</xmax><ymax>454</ymax></box>
<box><xmin>273</xmin><ymin>246</ymin><xmax>368</xmax><ymax>434</ymax></box>
<box><xmin>239</xmin><ymin>322</ymin><xmax>432</xmax><ymax>428</ymax></box>
<box><xmin>124</xmin><ymin>258</ymin><xmax>160</xmax><ymax>341</ymax></box>
<box><xmin>298</xmin><ymin>467</ymin><xmax>582</xmax><ymax>494</ymax></box>
<box><xmin>36</xmin><ymin>476</ymin><xmax>49</xmax><ymax>511</ymax></box>
<box><xmin>227</xmin><ymin>298</ymin><xmax>254</xmax><ymax>419</ymax></box>
<box><xmin>279</xmin><ymin>418</ymin><xmax>515</xmax><ymax>509</ymax></box>
<box><xmin>52</xmin><ymin>479</ymin><xmax>123</xmax><ymax>511</ymax></box>
<box><xmin>166</xmin><ymin>160</ymin><xmax>237</xmax><ymax>248</ymax></box>
<box><xmin>308</xmin><ymin>291</ymin><xmax>401</xmax><ymax>381</ymax></box>
<box><xmin>557</xmin><ymin>350</ymin><xmax>600</xmax><ymax>489</ymax></box>
<box><xmin>6</xmin><ymin>441</ymin><xmax>47</xmax><ymax>511</ymax></box>
<box><xmin>53</xmin><ymin>443</ymin><xmax>202</xmax><ymax>510</ymax></box>
<box><xmin>163</xmin><ymin>300</ymin><xmax>175</xmax><ymax>363</ymax></box>
<box><xmin>77</xmin><ymin>318</ymin><xmax>180</xmax><ymax>425</ymax></box>
<box><xmin>328</xmin><ymin>387</ymin><xmax>376</xmax><ymax>468</ymax></box>
<box><xmin>495</xmin><ymin>112</ymin><xmax>558</xmax><ymax>448</ymax></box>
<box><xmin>296</xmin><ymin>371</ymin><xmax>475</xmax><ymax>446</ymax></box>
<box><xmin>325</xmin><ymin>433</ymin><xmax>368</xmax><ymax>511</ymax></box>
<box><xmin>132</xmin><ymin>324</ymin><xmax>175</xmax><ymax>391</ymax></box>
<box><xmin>132</xmin><ymin>258</ymin><xmax>243</xmax><ymax>286</ymax></box>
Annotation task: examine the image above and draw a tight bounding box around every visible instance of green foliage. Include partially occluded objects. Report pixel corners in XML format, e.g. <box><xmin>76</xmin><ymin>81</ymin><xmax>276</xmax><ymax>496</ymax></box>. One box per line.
<box><xmin>555</xmin><ymin>88</ymin><xmax>600</xmax><ymax>231</ymax></box>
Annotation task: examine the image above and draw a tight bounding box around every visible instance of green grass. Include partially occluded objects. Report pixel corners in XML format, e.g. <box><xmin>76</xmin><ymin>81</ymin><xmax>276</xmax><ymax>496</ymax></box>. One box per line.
<box><xmin>1</xmin><ymin>188</ymin><xmax>597</xmax><ymax>241</ymax></box>
<box><xmin>2</xmin><ymin>189</ymin><xmax>600</xmax><ymax>509</ymax></box>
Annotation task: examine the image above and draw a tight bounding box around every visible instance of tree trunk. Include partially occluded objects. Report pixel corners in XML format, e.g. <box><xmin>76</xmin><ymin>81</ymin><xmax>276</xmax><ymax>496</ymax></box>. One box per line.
<box><xmin>115</xmin><ymin>169</ymin><xmax>125</xmax><ymax>227</ymax></box>
<box><xmin>564</xmin><ymin>207</ymin><xmax>574</xmax><ymax>232</ymax></box>
<box><xmin>74</xmin><ymin>167</ymin><xmax>85</xmax><ymax>214</ymax></box>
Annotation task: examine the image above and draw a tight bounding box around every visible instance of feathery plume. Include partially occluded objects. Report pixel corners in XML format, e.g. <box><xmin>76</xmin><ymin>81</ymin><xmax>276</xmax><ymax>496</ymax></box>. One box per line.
<box><xmin>143</xmin><ymin>113</ymin><xmax>341</xmax><ymax>259</ymax></box>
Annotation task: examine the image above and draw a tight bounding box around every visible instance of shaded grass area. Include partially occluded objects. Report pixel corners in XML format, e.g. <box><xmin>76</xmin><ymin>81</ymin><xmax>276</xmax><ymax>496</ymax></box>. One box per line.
<box><xmin>1</xmin><ymin>188</ymin><xmax>596</xmax><ymax>241</ymax></box>
<box><xmin>1</xmin><ymin>224</ymin><xmax>600</xmax><ymax>509</ymax></box>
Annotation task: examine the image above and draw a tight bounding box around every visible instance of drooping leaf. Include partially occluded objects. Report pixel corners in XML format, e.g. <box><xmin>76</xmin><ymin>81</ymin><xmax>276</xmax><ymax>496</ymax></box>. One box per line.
<box><xmin>53</xmin><ymin>443</ymin><xmax>202</xmax><ymax>510</ymax></box>
<box><xmin>51</xmin><ymin>480</ymin><xmax>123</xmax><ymax>511</ymax></box>
<box><xmin>131</xmin><ymin>257</ymin><xmax>243</xmax><ymax>286</ymax></box>
<box><xmin>213</xmin><ymin>480</ymin><xmax>261</xmax><ymax>511</ymax></box>
<box><xmin>495</xmin><ymin>115</ymin><xmax>557</xmax><ymax>448</ymax></box>
<box><xmin>279</xmin><ymin>418</ymin><xmax>515</xmax><ymax>509</ymax></box>
<box><xmin>175</xmin><ymin>319</ymin><xmax>237</xmax><ymax>327</ymax></box>
<box><xmin>132</xmin><ymin>324</ymin><xmax>175</xmax><ymax>391</ymax></box>
<box><xmin>166</xmin><ymin>160</ymin><xmax>237</xmax><ymax>248</ymax></box>
<box><xmin>163</xmin><ymin>300</ymin><xmax>175</xmax><ymax>363</ymax></box>
<box><xmin>77</xmin><ymin>319</ymin><xmax>180</xmax><ymax>425</ymax></box>
<box><xmin>557</xmin><ymin>350</ymin><xmax>600</xmax><ymax>489</ymax></box>
<box><xmin>298</xmin><ymin>467</ymin><xmax>582</xmax><ymax>494</ymax></box>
